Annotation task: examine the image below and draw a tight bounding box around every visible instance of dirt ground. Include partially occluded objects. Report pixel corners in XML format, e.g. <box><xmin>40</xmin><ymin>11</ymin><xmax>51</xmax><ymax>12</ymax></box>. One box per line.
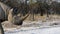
<box><xmin>1</xmin><ymin>15</ymin><xmax>60</xmax><ymax>32</ymax></box>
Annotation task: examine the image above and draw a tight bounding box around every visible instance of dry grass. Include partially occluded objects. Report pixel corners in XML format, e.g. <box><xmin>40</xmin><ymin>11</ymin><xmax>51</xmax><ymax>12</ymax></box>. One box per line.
<box><xmin>24</xmin><ymin>14</ymin><xmax>60</xmax><ymax>23</ymax></box>
<box><xmin>24</xmin><ymin>14</ymin><xmax>46</xmax><ymax>21</ymax></box>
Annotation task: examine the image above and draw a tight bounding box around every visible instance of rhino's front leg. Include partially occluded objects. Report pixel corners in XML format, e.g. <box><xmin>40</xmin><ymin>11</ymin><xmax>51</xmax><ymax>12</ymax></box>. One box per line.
<box><xmin>0</xmin><ymin>21</ymin><xmax>4</xmax><ymax>34</ymax></box>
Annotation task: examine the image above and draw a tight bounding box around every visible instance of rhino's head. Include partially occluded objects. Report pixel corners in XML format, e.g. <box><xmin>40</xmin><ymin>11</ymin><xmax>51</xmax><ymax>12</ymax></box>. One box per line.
<box><xmin>12</xmin><ymin>12</ymin><xmax>29</xmax><ymax>25</ymax></box>
<box><xmin>0</xmin><ymin>2</ymin><xmax>29</xmax><ymax>25</ymax></box>
<box><xmin>8</xmin><ymin>8</ymin><xmax>29</xmax><ymax>25</ymax></box>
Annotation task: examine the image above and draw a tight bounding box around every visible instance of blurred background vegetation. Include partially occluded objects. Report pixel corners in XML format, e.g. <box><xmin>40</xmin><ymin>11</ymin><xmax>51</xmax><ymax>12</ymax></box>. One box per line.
<box><xmin>0</xmin><ymin>0</ymin><xmax>60</xmax><ymax>21</ymax></box>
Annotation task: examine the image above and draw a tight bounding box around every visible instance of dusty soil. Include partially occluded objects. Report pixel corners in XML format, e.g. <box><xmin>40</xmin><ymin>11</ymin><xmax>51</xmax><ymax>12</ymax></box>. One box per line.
<box><xmin>1</xmin><ymin>15</ymin><xmax>60</xmax><ymax>32</ymax></box>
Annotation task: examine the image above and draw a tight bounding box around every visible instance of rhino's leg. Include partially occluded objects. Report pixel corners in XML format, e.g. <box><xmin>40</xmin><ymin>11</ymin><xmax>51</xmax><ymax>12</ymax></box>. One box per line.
<box><xmin>0</xmin><ymin>20</ymin><xmax>4</xmax><ymax>34</ymax></box>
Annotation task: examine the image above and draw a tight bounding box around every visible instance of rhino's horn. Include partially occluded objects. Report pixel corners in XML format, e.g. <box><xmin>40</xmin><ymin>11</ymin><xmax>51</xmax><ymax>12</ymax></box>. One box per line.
<box><xmin>20</xmin><ymin>12</ymin><xmax>30</xmax><ymax>21</ymax></box>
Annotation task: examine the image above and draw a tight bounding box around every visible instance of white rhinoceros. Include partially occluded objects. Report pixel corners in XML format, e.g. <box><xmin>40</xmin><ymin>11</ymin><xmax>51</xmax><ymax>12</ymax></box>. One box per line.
<box><xmin>0</xmin><ymin>2</ymin><xmax>29</xmax><ymax>25</ymax></box>
<box><xmin>0</xmin><ymin>2</ymin><xmax>29</xmax><ymax>34</ymax></box>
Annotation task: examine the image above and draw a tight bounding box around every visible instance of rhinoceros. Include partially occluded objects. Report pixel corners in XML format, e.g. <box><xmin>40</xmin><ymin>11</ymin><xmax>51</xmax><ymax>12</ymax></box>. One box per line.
<box><xmin>0</xmin><ymin>2</ymin><xmax>29</xmax><ymax>34</ymax></box>
<box><xmin>0</xmin><ymin>2</ymin><xmax>29</xmax><ymax>25</ymax></box>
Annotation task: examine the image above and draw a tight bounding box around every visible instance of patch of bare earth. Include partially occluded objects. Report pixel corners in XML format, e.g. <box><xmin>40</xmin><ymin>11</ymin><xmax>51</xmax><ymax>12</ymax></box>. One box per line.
<box><xmin>2</xmin><ymin>21</ymin><xmax>21</xmax><ymax>28</ymax></box>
